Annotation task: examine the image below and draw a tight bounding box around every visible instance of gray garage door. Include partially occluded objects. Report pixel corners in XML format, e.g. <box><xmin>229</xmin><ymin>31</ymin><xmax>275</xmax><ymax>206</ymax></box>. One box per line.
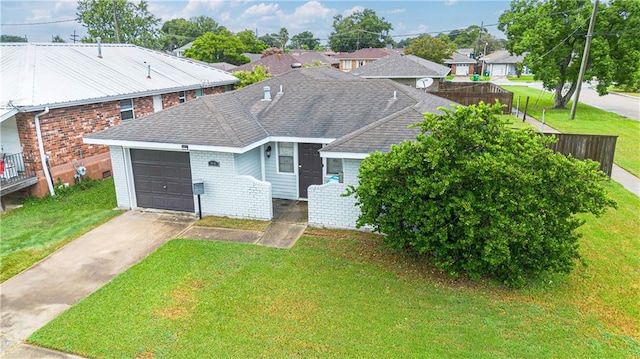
<box><xmin>131</xmin><ymin>149</ymin><xmax>194</xmax><ymax>212</ymax></box>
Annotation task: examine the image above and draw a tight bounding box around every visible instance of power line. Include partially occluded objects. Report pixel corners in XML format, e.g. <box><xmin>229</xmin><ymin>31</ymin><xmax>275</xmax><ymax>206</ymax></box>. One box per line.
<box><xmin>1</xmin><ymin>19</ymin><xmax>76</xmax><ymax>26</ymax></box>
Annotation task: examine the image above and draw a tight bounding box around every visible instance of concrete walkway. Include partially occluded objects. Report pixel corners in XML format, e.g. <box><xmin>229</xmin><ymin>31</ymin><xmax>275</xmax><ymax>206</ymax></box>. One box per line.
<box><xmin>181</xmin><ymin>200</ymin><xmax>308</xmax><ymax>249</ymax></box>
<box><xmin>0</xmin><ymin>211</ymin><xmax>195</xmax><ymax>358</ymax></box>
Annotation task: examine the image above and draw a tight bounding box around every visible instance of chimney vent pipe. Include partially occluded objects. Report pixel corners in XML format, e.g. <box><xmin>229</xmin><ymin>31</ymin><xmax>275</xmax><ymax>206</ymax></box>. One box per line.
<box><xmin>97</xmin><ymin>37</ymin><xmax>102</xmax><ymax>58</ymax></box>
<box><xmin>263</xmin><ymin>86</ymin><xmax>271</xmax><ymax>101</ymax></box>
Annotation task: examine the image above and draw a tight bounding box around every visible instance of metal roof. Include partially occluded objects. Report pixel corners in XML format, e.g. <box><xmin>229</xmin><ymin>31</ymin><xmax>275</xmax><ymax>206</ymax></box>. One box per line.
<box><xmin>0</xmin><ymin>43</ymin><xmax>238</xmax><ymax>110</ymax></box>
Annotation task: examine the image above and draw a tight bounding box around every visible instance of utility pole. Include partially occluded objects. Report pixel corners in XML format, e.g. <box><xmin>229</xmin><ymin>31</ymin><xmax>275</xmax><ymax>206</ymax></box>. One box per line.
<box><xmin>112</xmin><ymin>0</ymin><xmax>121</xmax><ymax>43</ymax></box>
<box><xmin>70</xmin><ymin>30</ymin><xmax>79</xmax><ymax>43</ymax></box>
<box><xmin>570</xmin><ymin>0</ymin><xmax>599</xmax><ymax>120</ymax></box>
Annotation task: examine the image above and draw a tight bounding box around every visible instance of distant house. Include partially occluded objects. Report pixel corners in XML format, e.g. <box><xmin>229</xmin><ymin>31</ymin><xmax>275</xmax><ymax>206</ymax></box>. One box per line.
<box><xmin>232</xmin><ymin>53</ymin><xmax>302</xmax><ymax>76</ymax></box>
<box><xmin>480</xmin><ymin>50</ymin><xmax>530</xmax><ymax>77</ymax></box>
<box><xmin>0</xmin><ymin>43</ymin><xmax>238</xmax><ymax>198</ymax></box>
<box><xmin>350</xmin><ymin>54</ymin><xmax>450</xmax><ymax>90</ymax></box>
<box><xmin>332</xmin><ymin>48</ymin><xmax>400</xmax><ymax>72</ymax></box>
<box><xmin>233</xmin><ymin>51</ymin><xmax>338</xmax><ymax>76</ymax></box>
<box><xmin>172</xmin><ymin>41</ymin><xmax>192</xmax><ymax>57</ymax></box>
<box><xmin>84</xmin><ymin>67</ymin><xmax>456</xmax><ymax>229</ymax></box>
<box><xmin>444</xmin><ymin>51</ymin><xmax>478</xmax><ymax>76</ymax></box>
<box><xmin>288</xmin><ymin>50</ymin><xmax>339</xmax><ymax>68</ymax></box>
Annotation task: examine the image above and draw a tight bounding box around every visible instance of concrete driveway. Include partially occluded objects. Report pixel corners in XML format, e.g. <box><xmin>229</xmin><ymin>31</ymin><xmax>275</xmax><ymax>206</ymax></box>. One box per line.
<box><xmin>0</xmin><ymin>211</ymin><xmax>195</xmax><ymax>358</ymax></box>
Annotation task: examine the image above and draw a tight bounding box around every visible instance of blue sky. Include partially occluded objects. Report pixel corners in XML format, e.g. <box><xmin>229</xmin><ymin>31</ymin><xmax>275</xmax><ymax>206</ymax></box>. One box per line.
<box><xmin>1</xmin><ymin>1</ymin><xmax>511</xmax><ymax>44</ymax></box>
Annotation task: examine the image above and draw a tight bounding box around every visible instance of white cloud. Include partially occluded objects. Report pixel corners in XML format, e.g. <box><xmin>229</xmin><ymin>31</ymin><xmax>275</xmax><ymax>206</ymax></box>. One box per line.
<box><xmin>242</xmin><ymin>3</ymin><xmax>280</xmax><ymax>17</ymax></box>
<box><xmin>151</xmin><ymin>0</ymin><xmax>226</xmax><ymax>22</ymax></box>
<box><xmin>444</xmin><ymin>0</ymin><xmax>458</xmax><ymax>6</ymax></box>
<box><xmin>383</xmin><ymin>8</ymin><xmax>406</xmax><ymax>15</ymax></box>
<box><xmin>343</xmin><ymin>5</ymin><xmax>365</xmax><ymax>17</ymax></box>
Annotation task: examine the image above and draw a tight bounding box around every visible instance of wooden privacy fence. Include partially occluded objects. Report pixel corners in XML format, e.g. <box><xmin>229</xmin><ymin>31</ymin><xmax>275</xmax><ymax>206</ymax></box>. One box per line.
<box><xmin>430</xmin><ymin>82</ymin><xmax>513</xmax><ymax>114</ymax></box>
<box><xmin>544</xmin><ymin>133</ymin><xmax>618</xmax><ymax>177</ymax></box>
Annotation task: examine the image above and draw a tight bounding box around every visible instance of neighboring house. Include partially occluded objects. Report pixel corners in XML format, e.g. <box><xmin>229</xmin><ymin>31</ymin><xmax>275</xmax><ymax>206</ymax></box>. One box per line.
<box><xmin>233</xmin><ymin>51</ymin><xmax>339</xmax><ymax>76</ymax></box>
<box><xmin>332</xmin><ymin>48</ymin><xmax>399</xmax><ymax>72</ymax></box>
<box><xmin>232</xmin><ymin>53</ymin><xmax>302</xmax><ymax>75</ymax></box>
<box><xmin>288</xmin><ymin>50</ymin><xmax>339</xmax><ymax>69</ymax></box>
<box><xmin>172</xmin><ymin>41</ymin><xmax>192</xmax><ymax>57</ymax></box>
<box><xmin>209</xmin><ymin>62</ymin><xmax>237</xmax><ymax>71</ymax></box>
<box><xmin>480</xmin><ymin>50</ymin><xmax>530</xmax><ymax>77</ymax></box>
<box><xmin>444</xmin><ymin>51</ymin><xmax>478</xmax><ymax>76</ymax></box>
<box><xmin>84</xmin><ymin>67</ymin><xmax>455</xmax><ymax>229</ymax></box>
<box><xmin>0</xmin><ymin>43</ymin><xmax>238</xmax><ymax>198</ymax></box>
<box><xmin>350</xmin><ymin>54</ymin><xmax>450</xmax><ymax>90</ymax></box>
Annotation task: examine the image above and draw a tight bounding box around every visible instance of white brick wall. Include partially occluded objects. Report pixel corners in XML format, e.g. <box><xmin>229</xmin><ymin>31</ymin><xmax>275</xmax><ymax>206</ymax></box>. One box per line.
<box><xmin>190</xmin><ymin>150</ymin><xmax>272</xmax><ymax>220</ymax></box>
<box><xmin>109</xmin><ymin>146</ymin><xmax>131</xmax><ymax>209</ymax></box>
<box><xmin>308</xmin><ymin>159</ymin><xmax>368</xmax><ymax>229</ymax></box>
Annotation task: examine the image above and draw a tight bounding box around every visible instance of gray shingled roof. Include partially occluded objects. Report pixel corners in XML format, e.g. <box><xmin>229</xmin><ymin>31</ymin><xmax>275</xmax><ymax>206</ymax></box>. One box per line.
<box><xmin>87</xmin><ymin>93</ymin><xmax>267</xmax><ymax>148</ymax></box>
<box><xmin>87</xmin><ymin>67</ymin><xmax>458</xmax><ymax>153</ymax></box>
<box><xmin>351</xmin><ymin>54</ymin><xmax>450</xmax><ymax>78</ymax></box>
<box><xmin>445</xmin><ymin>51</ymin><xmax>478</xmax><ymax>65</ymax></box>
<box><xmin>320</xmin><ymin>100</ymin><xmax>455</xmax><ymax>155</ymax></box>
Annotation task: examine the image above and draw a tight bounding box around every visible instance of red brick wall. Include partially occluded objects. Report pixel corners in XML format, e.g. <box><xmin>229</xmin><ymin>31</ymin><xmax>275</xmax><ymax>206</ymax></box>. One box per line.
<box><xmin>15</xmin><ymin>85</ymin><xmax>227</xmax><ymax>197</ymax></box>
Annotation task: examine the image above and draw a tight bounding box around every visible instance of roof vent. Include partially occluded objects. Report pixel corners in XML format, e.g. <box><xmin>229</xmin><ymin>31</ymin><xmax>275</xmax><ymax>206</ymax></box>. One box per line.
<box><xmin>263</xmin><ymin>86</ymin><xmax>271</xmax><ymax>101</ymax></box>
<box><xmin>96</xmin><ymin>37</ymin><xmax>102</xmax><ymax>58</ymax></box>
<box><xmin>291</xmin><ymin>62</ymin><xmax>302</xmax><ymax>68</ymax></box>
<box><xmin>146</xmin><ymin>63</ymin><xmax>151</xmax><ymax>79</ymax></box>
<box><xmin>278</xmin><ymin>85</ymin><xmax>283</xmax><ymax>94</ymax></box>
<box><xmin>393</xmin><ymin>90</ymin><xmax>397</xmax><ymax>100</ymax></box>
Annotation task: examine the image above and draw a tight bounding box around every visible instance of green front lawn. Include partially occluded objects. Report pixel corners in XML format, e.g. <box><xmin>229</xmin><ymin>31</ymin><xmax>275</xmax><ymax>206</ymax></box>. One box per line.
<box><xmin>30</xmin><ymin>182</ymin><xmax>639</xmax><ymax>358</ymax></box>
<box><xmin>507</xmin><ymin>75</ymin><xmax>537</xmax><ymax>82</ymax></box>
<box><xmin>502</xmin><ymin>85</ymin><xmax>640</xmax><ymax>177</ymax></box>
<box><xmin>0</xmin><ymin>179</ymin><xmax>123</xmax><ymax>282</ymax></box>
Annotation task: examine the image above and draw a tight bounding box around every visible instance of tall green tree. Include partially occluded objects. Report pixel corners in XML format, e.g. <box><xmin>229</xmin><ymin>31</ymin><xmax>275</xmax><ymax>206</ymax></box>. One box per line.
<box><xmin>0</xmin><ymin>35</ymin><xmax>28</xmax><ymax>42</ymax></box>
<box><xmin>237</xmin><ymin>29</ymin><xmax>267</xmax><ymax>53</ymax></box>
<box><xmin>499</xmin><ymin>0</ymin><xmax>640</xmax><ymax>108</ymax></box>
<box><xmin>271</xmin><ymin>27</ymin><xmax>289</xmax><ymax>51</ymax></box>
<box><xmin>291</xmin><ymin>31</ymin><xmax>320</xmax><ymax>50</ymax></box>
<box><xmin>258</xmin><ymin>34</ymin><xmax>279</xmax><ymax>48</ymax></box>
<box><xmin>51</xmin><ymin>35</ymin><xmax>66</xmax><ymax>43</ymax></box>
<box><xmin>76</xmin><ymin>0</ymin><xmax>161</xmax><ymax>49</ymax></box>
<box><xmin>348</xmin><ymin>102</ymin><xmax>615</xmax><ymax>287</ymax></box>
<box><xmin>404</xmin><ymin>34</ymin><xmax>454</xmax><ymax>64</ymax></box>
<box><xmin>161</xmin><ymin>16</ymin><xmax>225</xmax><ymax>51</ymax></box>
<box><xmin>183</xmin><ymin>29</ymin><xmax>250</xmax><ymax>65</ymax></box>
<box><xmin>329</xmin><ymin>9</ymin><xmax>393</xmax><ymax>52</ymax></box>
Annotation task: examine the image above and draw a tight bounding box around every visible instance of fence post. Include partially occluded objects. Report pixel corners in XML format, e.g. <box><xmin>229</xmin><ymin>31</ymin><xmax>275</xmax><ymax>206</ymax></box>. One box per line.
<box><xmin>522</xmin><ymin>96</ymin><xmax>530</xmax><ymax>122</ymax></box>
<box><xmin>516</xmin><ymin>96</ymin><xmax>520</xmax><ymax>118</ymax></box>
<box><xmin>541</xmin><ymin>109</ymin><xmax>545</xmax><ymax>132</ymax></box>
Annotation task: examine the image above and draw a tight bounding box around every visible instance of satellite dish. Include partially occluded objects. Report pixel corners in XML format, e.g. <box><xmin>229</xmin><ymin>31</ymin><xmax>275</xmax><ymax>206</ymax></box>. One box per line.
<box><xmin>416</xmin><ymin>77</ymin><xmax>434</xmax><ymax>89</ymax></box>
<box><xmin>76</xmin><ymin>166</ymin><xmax>87</xmax><ymax>177</ymax></box>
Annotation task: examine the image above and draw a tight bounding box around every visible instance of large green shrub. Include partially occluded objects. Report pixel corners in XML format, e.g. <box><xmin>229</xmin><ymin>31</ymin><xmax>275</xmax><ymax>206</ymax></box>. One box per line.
<box><xmin>348</xmin><ymin>103</ymin><xmax>616</xmax><ymax>287</ymax></box>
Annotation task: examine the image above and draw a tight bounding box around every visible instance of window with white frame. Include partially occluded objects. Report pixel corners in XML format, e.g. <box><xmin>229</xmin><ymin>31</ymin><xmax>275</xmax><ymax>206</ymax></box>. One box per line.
<box><xmin>343</xmin><ymin>60</ymin><xmax>352</xmax><ymax>70</ymax></box>
<box><xmin>196</xmin><ymin>89</ymin><xmax>203</xmax><ymax>97</ymax></box>
<box><xmin>179</xmin><ymin>91</ymin><xmax>186</xmax><ymax>103</ymax></box>
<box><xmin>278</xmin><ymin>142</ymin><xmax>294</xmax><ymax>173</ymax></box>
<box><xmin>326</xmin><ymin>158</ymin><xmax>343</xmax><ymax>175</ymax></box>
<box><xmin>119</xmin><ymin>99</ymin><xmax>134</xmax><ymax>121</ymax></box>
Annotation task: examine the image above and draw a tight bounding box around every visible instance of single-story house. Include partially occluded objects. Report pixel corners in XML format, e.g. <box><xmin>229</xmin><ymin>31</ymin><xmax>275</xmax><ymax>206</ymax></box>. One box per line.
<box><xmin>0</xmin><ymin>43</ymin><xmax>238</xmax><ymax>197</ymax></box>
<box><xmin>232</xmin><ymin>53</ymin><xmax>303</xmax><ymax>75</ymax></box>
<box><xmin>444</xmin><ymin>51</ymin><xmax>478</xmax><ymax>76</ymax></box>
<box><xmin>332</xmin><ymin>48</ymin><xmax>400</xmax><ymax>72</ymax></box>
<box><xmin>350</xmin><ymin>54</ymin><xmax>450</xmax><ymax>90</ymax></box>
<box><xmin>84</xmin><ymin>67</ymin><xmax>456</xmax><ymax>229</ymax></box>
<box><xmin>480</xmin><ymin>50</ymin><xmax>530</xmax><ymax>77</ymax></box>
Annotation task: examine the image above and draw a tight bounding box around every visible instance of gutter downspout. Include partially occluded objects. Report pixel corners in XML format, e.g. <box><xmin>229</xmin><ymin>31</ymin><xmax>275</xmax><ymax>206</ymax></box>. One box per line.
<box><xmin>35</xmin><ymin>107</ymin><xmax>55</xmax><ymax>196</ymax></box>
